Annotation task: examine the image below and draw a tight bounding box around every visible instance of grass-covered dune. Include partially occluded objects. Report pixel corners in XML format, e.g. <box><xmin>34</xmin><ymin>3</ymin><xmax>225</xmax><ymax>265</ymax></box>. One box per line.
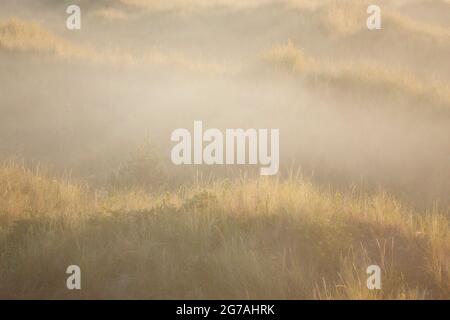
<box><xmin>0</xmin><ymin>162</ymin><xmax>448</xmax><ymax>299</ymax></box>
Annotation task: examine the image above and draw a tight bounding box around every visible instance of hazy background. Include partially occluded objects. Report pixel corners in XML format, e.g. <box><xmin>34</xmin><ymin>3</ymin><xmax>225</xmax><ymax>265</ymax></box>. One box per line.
<box><xmin>1</xmin><ymin>0</ymin><xmax>449</xmax><ymax>209</ymax></box>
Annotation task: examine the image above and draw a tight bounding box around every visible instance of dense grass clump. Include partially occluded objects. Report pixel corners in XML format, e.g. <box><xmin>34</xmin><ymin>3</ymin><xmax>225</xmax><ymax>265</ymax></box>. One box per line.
<box><xmin>0</xmin><ymin>163</ymin><xmax>448</xmax><ymax>299</ymax></box>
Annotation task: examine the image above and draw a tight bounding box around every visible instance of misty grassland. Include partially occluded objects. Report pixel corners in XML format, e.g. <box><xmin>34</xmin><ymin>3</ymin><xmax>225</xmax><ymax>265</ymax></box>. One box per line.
<box><xmin>0</xmin><ymin>0</ymin><xmax>449</xmax><ymax>299</ymax></box>
<box><xmin>0</xmin><ymin>162</ymin><xmax>448</xmax><ymax>299</ymax></box>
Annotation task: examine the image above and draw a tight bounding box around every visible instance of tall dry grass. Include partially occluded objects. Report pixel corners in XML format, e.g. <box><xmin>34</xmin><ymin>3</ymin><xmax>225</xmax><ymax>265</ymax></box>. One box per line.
<box><xmin>264</xmin><ymin>41</ymin><xmax>450</xmax><ymax>111</ymax></box>
<box><xmin>0</xmin><ymin>18</ymin><xmax>229</xmax><ymax>73</ymax></box>
<box><xmin>0</xmin><ymin>162</ymin><xmax>448</xmax><ymax>299</ymax></box>
<box><xmin>0</xmin><ymin>18</ymin><xmax>87</xmax><ymax>57</ymax></box>
<box><xmin>1</xmin><ymin>0</ymin><xmax>449</xmax><ymax>300</ymax></box>
<box><xmin>318</xmin><ymin>0</ymin><xmax>450</xmax><ymax>40</ymax></box>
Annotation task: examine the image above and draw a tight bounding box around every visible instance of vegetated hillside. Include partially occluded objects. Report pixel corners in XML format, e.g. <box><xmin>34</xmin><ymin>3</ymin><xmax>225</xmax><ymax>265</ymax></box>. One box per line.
<box><xmin>264</xmin><ymin>41</ymin><xmax>450</xmax><ymax>112</ymax></box>
<box><xmin>0</xmin><ymin>17</ymin><xmax>227</xmax><ymax>72</ymax></box>
<box><xmin>0</xmin><ymin>162</ymin><xmax>448</xmax><ymax>299</ymax></box>
<box><xmin>0</xmin><ymin>0</ymin><xmax>450</xmax><ymax>300</ymax></box>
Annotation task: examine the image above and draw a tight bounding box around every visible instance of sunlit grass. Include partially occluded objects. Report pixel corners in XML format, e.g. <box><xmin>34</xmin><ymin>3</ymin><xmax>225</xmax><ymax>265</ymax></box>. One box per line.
<box><xmin>0</xmin><ymin>17</ymin><xmax>229</xmax><ymax>73</ymax></box>
<box><xmin>0</xmin><ymin>162</ymin><xmax>448</xmax><ymax>299</ymax></box>
<box><xmin>264</xmin><ymin>41</ymin><xmax>450</xmax><ymax>111</ymax></box>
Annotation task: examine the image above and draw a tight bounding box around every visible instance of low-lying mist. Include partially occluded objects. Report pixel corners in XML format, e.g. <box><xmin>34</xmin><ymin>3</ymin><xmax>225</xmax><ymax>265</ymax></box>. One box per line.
<box><xmin>1</xmin><ymin>0</ymin><xmax>449</xmax><ymax>209</ymax></box>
